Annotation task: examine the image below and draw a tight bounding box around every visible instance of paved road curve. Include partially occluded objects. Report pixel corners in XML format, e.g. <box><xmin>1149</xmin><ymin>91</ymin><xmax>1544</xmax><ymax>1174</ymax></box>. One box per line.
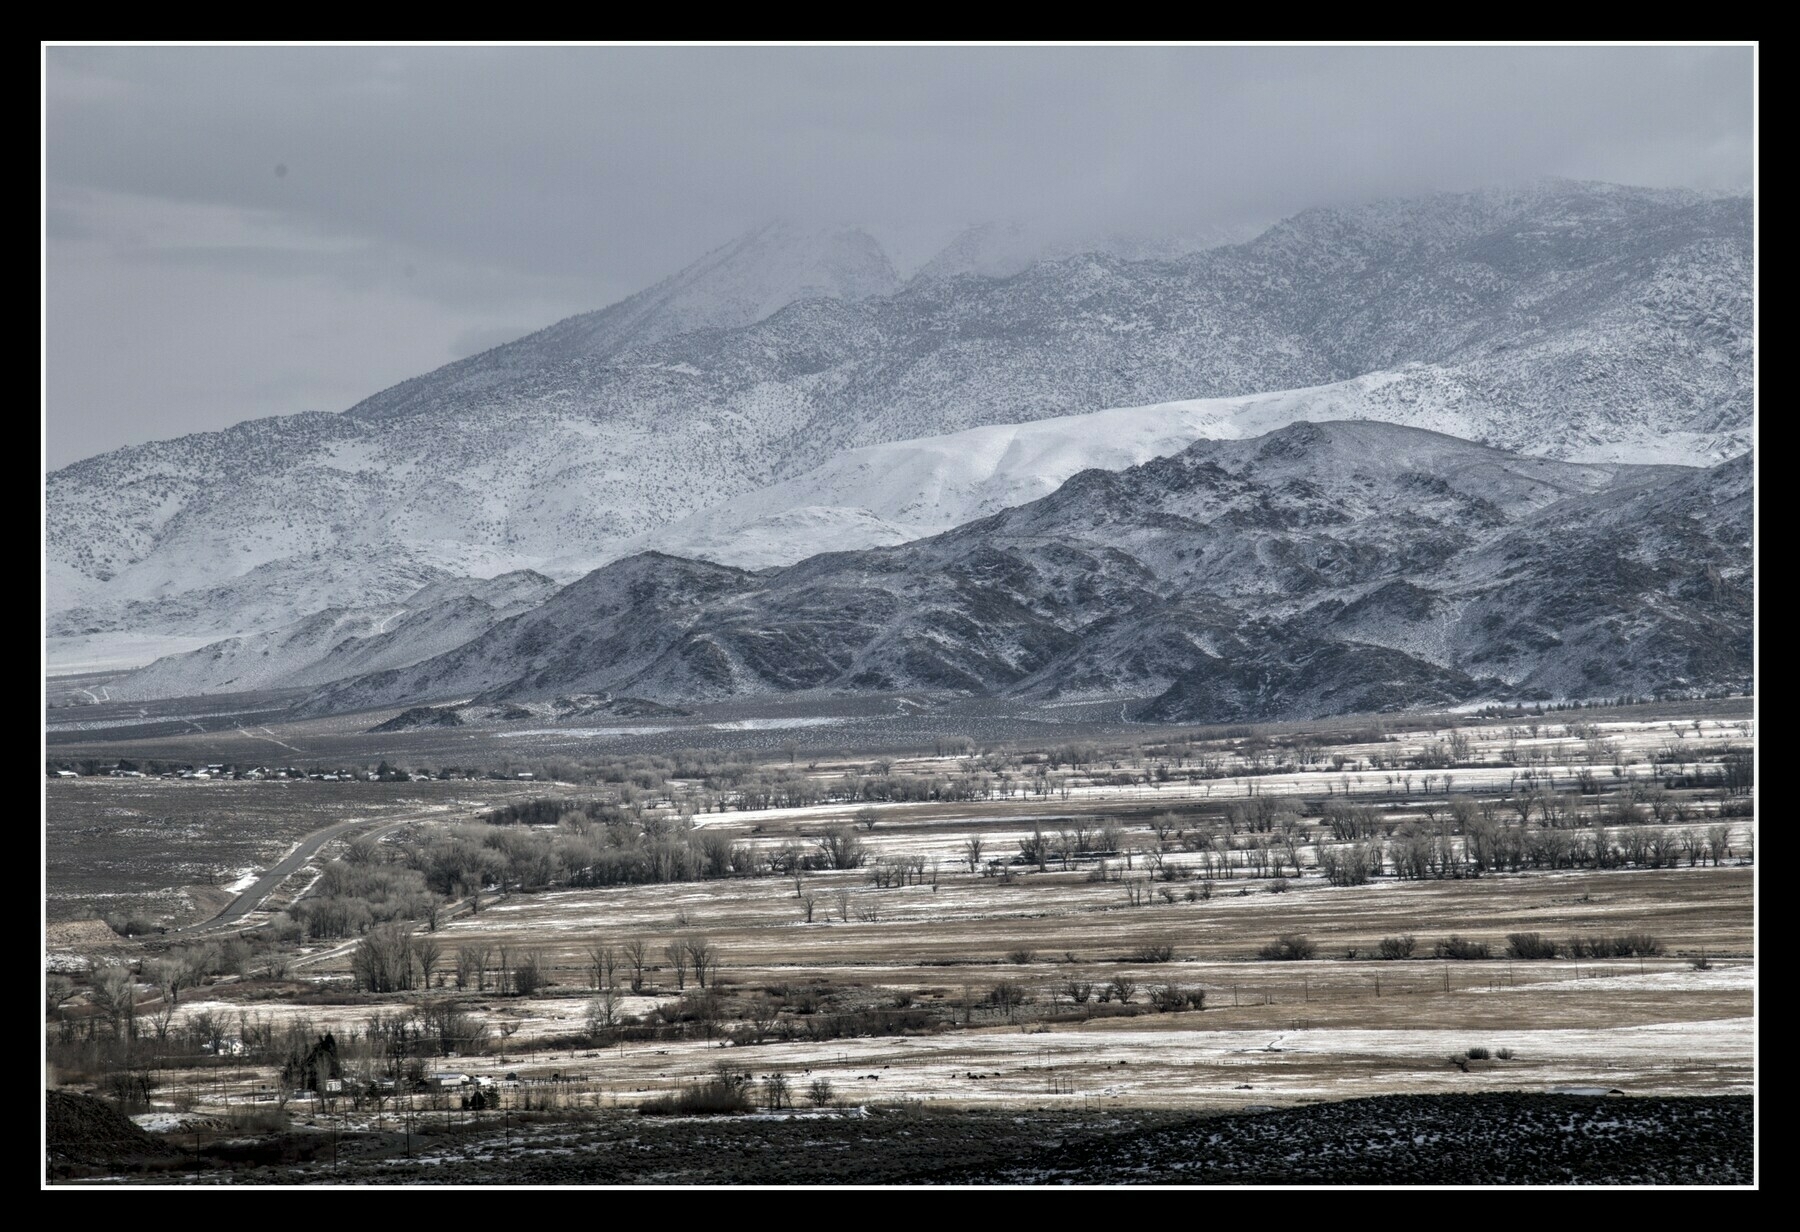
<box><xmin>184</xmin><ymin>817</ymin><xmax>397</xmax><ymax>932</ymax></box>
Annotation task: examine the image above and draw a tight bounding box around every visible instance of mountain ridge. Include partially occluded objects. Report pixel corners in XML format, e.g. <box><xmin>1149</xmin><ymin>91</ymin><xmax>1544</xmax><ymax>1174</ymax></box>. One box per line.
<box><xmin>48</xmin><ymin>181</ymin><xmax>1753</xmax><ymax>664</ymax></box>
<box><xmin>297</xmin><ymin>421</ymin><xmax>1752</xmax><ymax>723</ymax></box>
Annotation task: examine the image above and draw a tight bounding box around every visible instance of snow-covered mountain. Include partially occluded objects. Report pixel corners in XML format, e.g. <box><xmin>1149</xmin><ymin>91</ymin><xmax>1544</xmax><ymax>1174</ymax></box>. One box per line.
<box><xmin>105</xmin><ymin>570</ymin><xmax>556</xmax><ymax>700</ymax></box>
<box><xmin>352</xmin><ymin>221</ymin><xmax>901</xmax><ymax>422</ymax></box>
<box><xmin>623</xmin><ymin>367</ymin><xmax>1744</xmax><ymax>569</ymax></box>
<box><xmin>52</xmin><ymin>547</ymin><xmax>460</xmax><ymax>643</ymax></box>
<box><xmin>300</xmin><ymin>421</ymin><xmax>1751</xmax><ymax>722</ymax></box>
<box><xmin>47</xmin><ymin>181</ymin><xmax>1753</xmax><ymax>668</ymax></box>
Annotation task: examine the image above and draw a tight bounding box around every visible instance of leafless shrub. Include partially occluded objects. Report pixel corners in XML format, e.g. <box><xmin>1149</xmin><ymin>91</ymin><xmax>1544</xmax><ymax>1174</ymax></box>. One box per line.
<box><xmin>509</xmin><ymin>950</ymin><xmax>547</xmax><ymax>996</ymax></box>
<box><xmin>639</xmin><ymin>1070</ymin><xmax>753</xmax><ymax>1116</ymax></box>
<box><xmin>1257</xmin><ymin>934</ymin><xmax>1317</xmax><ymax>961</ymax></box>
<box><xmin>1377</xmin><ymin>935</ymin><xmax>1416</xmax><ymax>960</ymax></box>
<box><xmin>1433</xmin><ymin>936</ymin><xmax>1492</xmax><ymax>960</ymax></box>
<box><xmin>1564</xmin><ymin>933</ymin><xmax>1663</xmax><ymax>959</ymax></box>
<box><xmin>987</xmin><ymin>981</ymin><xmax>1028</xmax><ymax>1013</ymax></box>
<box><xmin>1149</xmin><ymin>985</ymin><xmax>1205</xmax><ymax>1012</ymax></box>
<box><xmin>1505</xmin><ymin>932</ymin><xmax>1559</xmax><ymax>960</ymax></box>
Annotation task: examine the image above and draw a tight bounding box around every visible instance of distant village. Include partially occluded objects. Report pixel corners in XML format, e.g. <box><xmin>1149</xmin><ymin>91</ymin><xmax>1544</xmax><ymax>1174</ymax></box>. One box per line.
<box><xmin>46</xmin><ymin>759</ymin><xmax>539</xmax><ymax>783</ymax></box>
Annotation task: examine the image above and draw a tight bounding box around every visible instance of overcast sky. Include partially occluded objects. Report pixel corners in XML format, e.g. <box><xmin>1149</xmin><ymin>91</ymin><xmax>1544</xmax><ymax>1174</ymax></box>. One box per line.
<box><xmin>43</xmin><ymin>44</ymin><xmax>1754</xmax><ymax>469</ymax></box>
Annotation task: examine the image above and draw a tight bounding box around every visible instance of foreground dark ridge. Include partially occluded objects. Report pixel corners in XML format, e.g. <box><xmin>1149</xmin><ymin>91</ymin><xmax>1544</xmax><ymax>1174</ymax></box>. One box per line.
<box><xmin>938</xmin><ymin>1093</ymin><xmax>1754</xmax><ymax>1185</ymax></box>
<box><xmin>52</xmin><ymin>1095</ymin><xmax>1752</xmax><ymax>1186</ymax></box>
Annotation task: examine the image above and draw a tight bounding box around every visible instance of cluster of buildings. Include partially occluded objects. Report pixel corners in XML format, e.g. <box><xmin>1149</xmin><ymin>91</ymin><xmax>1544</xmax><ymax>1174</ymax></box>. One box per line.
<box><xmin>45</xmin><ymin>761</ymin><xmax>502</xmax><ymax>782</ymax></box>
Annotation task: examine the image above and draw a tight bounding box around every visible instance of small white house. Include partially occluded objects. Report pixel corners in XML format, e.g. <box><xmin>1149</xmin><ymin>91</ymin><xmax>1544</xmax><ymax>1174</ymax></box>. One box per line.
<box><xmin>428</xmin><ymin>1071</ymin><xmax>471</xmax><ymax>1090</ymax></box>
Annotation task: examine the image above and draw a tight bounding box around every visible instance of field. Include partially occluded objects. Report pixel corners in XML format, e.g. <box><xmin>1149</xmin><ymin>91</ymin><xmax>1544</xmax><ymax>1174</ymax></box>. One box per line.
<box><xmin>139</xmin><ymin>866</ymin><xmax>1752</xmax><ymax>1112</ymax></box>
<box><xmin>45</xmin><ymin>779</ymin><xmax>552</xmax><ymax>927</ymax></box>
<box><xmin>41</xmin><ymin>696</ymin><xmax>1757</xmax><ymax>1184</ymax></box>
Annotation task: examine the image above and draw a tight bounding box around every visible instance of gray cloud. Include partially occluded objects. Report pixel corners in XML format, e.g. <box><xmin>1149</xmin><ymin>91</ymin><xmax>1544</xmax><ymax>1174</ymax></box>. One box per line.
<box><xmin>45</xmin><ymin>44</ymin><xmax>1754</xmax><ymax>468</ymax></box>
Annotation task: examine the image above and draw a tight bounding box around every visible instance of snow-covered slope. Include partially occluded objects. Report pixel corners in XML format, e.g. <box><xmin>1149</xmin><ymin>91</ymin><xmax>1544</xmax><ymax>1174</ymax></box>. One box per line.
<box><xmin>106</xmin><ymin>570</ymin><xmax>556</xmax><ymax>700</ymax></box>
<box><xmin>47</xmin><ymin>181</ymin><xmax>1753</xmax><ymax>664</ymax></box>
<box><xmin>627</xmin><ymin>366</ymin><xmax>1746</xmax><ymax>569</ymax></box>
<box><xmin>52</xmin><ymin>545</ymin><xmax>459</xmax><ymax>642</ymax></box>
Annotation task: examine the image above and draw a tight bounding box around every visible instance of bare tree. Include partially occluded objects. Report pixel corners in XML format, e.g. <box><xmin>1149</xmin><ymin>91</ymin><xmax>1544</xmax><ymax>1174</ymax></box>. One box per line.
<box><xmin>353</xmin><ymin>924</ymin><xmax>416</xmax><ymax>993</ymax></box>
<box><xmin>585</xmin><ymin>940</ymin><xmax>617</xmax><ymax>990</ymax></box>
<box><xmin>90</xmin><ymin>965</ymin><xmax>139</xmax><ymax>1040</ymax></box>
<box><xmin>663</xmin><ymin>940</ymin><xmax>689</xmax><ymax>991</ymax></box>
<box><xmin>816</xmin><ymin>826</ymin><xmax>868</xmax><ymax>870</ymax></box>
<box><xmin>685</xmin><ymin>936</ymin><xmax>718</xmax><ymax>989</ymax></box>
<box><xmin>1151</xmin><ymin>813</ymin><xmax>1176</xmax><ymax>845</ymax></box>
<box><xmin>146</xmin><ymin>979</ymin><xmax>182</xmax><ymax>1041</ymax></box>
<box><xmin>621</xmin><ymin>938</ymin><xmax>648</xmax><ymax>993</ymax></box>
<box><xmin>747</xmin><ymin>996</ymin><xmax>782</xmax><ymax>1042</ymax></box>
<box><xmin>455</xmin><ymin>944</ymin><xmax>491</xmax><ymax>991</ymax></box>
<box><xmin>1019</xmin><ymin>827</ymin><xmax>1050</xmax><ymax>872</ymax></box>
<box><xmin>146</xmin><ymin>956</ymin><xmax>192</xmax><ymax>1014</ymax></box>
<box><xmin>413</xmin><ymin>934</ymin><xmax>442</xmax><ymax>990</ymax></box>
<box><xmin>1108</xmin><ymin>976</ymin><xmax>1136</xmax><ymax>1005</ymax></box>
<box><xmin>800</xmin><ymin>890</ymin><xmax>817</xmax><ymax>923</ymax></box>
<box><xmin>46</xmin><ymin>974</ymin><xmax>75</xmax><ymax>1019</ymax></box>
<box><xmin>586</xmin><ymin>987</ymin><xmax>620</xmax><ymax>1037</ymax></box>
<box><xmin>963</xmin><ymin>836</ymin><xmax>985</xmax><ymax>872</ymax></box>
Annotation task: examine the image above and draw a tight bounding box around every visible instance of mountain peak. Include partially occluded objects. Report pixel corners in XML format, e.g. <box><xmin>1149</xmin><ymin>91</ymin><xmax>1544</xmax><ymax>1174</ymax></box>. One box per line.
<box><xmin>342</xmin><ymin>220</ymin><xmax>899</xmax><ymax>424</ymax></box>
